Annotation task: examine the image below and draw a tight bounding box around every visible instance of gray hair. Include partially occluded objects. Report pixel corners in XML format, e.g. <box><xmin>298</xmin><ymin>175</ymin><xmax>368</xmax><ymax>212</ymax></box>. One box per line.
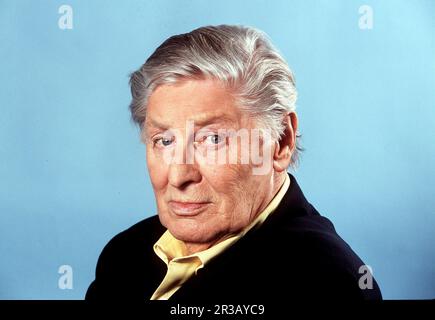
<box><xmin>129</xmin><ymin>24</ymin><xmax>302</xmax><ymax>167</ymax></box>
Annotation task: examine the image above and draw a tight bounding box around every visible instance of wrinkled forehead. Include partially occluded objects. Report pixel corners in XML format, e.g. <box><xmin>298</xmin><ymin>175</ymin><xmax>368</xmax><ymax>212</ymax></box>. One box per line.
<box><xmin>144</xmin><ymin>79</ymin><xmax>249</xmax><ymax>131</ymax></box>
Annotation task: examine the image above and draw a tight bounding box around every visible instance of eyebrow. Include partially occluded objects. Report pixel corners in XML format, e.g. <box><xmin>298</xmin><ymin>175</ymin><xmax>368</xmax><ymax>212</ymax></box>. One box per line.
<box><xmin>146</xmin><ymin>114</ymin><xmax>236</xmax><ymax>130</ymax></box>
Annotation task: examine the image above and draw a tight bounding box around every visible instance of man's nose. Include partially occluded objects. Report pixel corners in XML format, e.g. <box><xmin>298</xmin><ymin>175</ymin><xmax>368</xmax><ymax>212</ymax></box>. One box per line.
<box><xmin>167</xmin><ymin>128</ymin><xmax>201</xmax><ymax>189</ymax></box>
<box><xmin>168</xmin><ymin>163</ymin><xmax>202</xmax><ymax>189</ymax></box>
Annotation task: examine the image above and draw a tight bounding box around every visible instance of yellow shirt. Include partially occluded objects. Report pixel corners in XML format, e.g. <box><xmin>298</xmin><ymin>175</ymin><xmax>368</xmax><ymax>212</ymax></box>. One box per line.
<box><xmin>151</xmin><ymin>174</ymin><xmax>290</xmax><ymax>300</ymax></box>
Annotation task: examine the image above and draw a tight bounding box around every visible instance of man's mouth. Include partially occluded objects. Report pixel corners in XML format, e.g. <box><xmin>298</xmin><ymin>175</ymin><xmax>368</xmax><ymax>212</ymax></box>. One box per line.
<box><xmin>168</xmin><ymin>201</ymin><xmax>211</xmax><ymax>216</ymax></box>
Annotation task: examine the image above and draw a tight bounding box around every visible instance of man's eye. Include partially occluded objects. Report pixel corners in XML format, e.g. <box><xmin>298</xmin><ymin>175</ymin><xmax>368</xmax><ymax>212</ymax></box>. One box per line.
<box><xmin>153</xmin><ymin>136</ymin><xmax>174</xmax><ymax>147</ymax></box>
<box><xmin>203</xmin><ymin>134</ymin><xmax>225</xmax><ymax>146</ymax></box>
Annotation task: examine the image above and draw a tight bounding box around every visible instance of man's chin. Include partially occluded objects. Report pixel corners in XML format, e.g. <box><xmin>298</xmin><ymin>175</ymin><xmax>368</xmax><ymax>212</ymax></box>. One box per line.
<box><xmin>159</xmin><ymin>213</ymin><xmax>219</xmax><ymax>244</ymax></box>
<box><xmin>169</xmin><ymin>228</ymin><xmax>209</xmax><ymax>243</ymax></box>
<box><xmin>167</xmin><ymin>223</ymin><xmax>216</xmax><ymax>245</ymax></box>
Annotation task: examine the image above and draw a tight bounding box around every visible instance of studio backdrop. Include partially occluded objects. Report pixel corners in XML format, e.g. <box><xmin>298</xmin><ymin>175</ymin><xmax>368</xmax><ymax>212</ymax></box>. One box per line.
<box><xmin>0</xmin><ymin>0</ymin><xmax>434</xmax><ymax>299</ymax></box>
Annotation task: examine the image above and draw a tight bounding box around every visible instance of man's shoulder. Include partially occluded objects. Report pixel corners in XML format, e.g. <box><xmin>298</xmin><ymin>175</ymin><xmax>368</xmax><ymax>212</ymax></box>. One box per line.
<box><xmin>271</xmin><ymin>214</ymin><xmax>364</xmax><ymax>266</ymax></box>
<box><xmin>251</xmin><ymin>214</ymin><xmax>382</xmax><ymax>299</ymax></box>
<box><xmin>255</xmin><ymin>212</ymin><xmax>363</xmax><ymax>273</ymax></box>
<box><xmin>100</xmin><ymin>215</ymin><xmax>164</xmax><ymax>257</ymax></box>
<box><xmin>262</xmin><ymin>204</ymin><xmax>341</xmax><ymax>246</ymax></box>
<box><xmin>86</xmin><ymin>215</ymin><xmax>167</xmax><ymax>299</ymax></box>
<box><xmin>281</xmin><ymin>214</ymin><xmax>346</xmax><ymax>249</ymax></box>
<box><xmin>263</xmin><ymin>174</ymin><xmax>351</xmax><ymax>251</ymax></box>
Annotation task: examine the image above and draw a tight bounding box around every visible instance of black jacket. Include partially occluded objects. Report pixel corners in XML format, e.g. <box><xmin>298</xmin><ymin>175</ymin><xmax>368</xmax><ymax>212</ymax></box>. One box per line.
<box><xmin>86</xmin><ymin>173</ymin><xmax>382</xmax><ymax>301</ymax></box>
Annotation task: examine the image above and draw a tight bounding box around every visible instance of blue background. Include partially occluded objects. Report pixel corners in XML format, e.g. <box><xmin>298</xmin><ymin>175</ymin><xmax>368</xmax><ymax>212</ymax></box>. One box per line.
<box><xmin>0</xmin><ymin>0</ymin><xmax>434</xmax><ymax>299</ymax></box>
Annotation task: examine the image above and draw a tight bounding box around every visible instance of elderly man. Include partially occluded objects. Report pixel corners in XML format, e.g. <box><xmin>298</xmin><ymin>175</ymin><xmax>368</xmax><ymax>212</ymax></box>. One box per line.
<box><xmin>86</xmin><ymin>25</ymin><xmax>382</xmax><ymax>301</ymax></box>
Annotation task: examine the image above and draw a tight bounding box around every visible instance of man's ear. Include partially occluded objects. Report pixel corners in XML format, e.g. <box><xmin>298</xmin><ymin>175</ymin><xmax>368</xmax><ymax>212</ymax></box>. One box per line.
<box><xmin>273</xmin><ymin>112</ymin><xmax>298</xmax><ymax>172</ymax></box>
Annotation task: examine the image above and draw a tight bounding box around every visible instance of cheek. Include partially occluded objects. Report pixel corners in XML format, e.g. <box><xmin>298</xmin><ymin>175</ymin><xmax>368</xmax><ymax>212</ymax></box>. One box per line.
<box><xmin>201</xmin><ymin>164</ymin><xmax>251</xmax><ymax>206</ymax></box>
<box><xmin>146</xmin><ymin>147</ymin><xmax>168</xmax><ymax>191</ymax></box>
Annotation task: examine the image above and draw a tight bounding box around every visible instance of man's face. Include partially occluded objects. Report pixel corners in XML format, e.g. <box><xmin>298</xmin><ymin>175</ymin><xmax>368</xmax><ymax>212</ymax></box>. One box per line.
<box><xmin>145</xmin><ymin>79</ymin><xmax>275</xmax><ymax>246</ymax></box>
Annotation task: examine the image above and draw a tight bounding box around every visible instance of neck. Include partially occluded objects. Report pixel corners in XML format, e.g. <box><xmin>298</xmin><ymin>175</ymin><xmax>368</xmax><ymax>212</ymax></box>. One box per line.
<box><xmin>251</xmin><ymin>171</ymin><xmax>286</xmax><ymax>220</ymax></box>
